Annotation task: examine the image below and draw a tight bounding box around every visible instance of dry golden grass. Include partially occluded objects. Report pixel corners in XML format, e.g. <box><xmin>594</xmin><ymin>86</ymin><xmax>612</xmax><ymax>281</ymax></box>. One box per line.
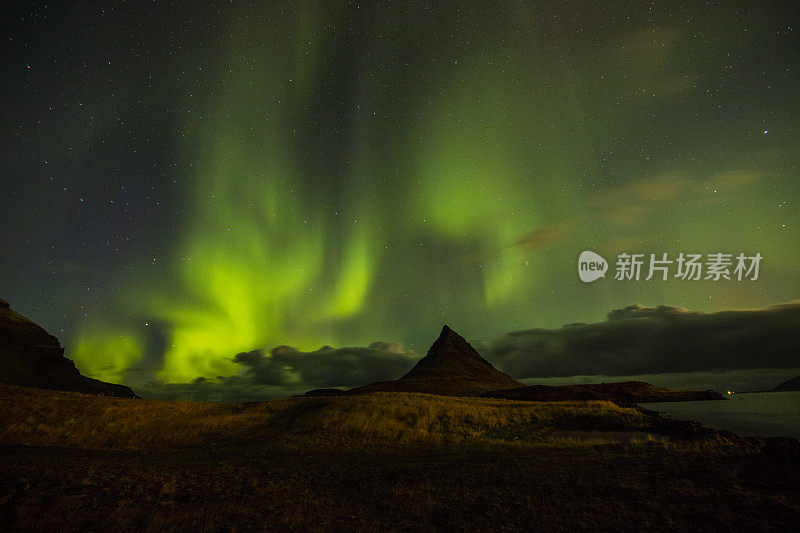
<box><xmin>2</xmin><ymin>384</ymin><xmax>796</xmax><ymax>531</ymax></box>
<box><xmin>297</xmin><ymin>392</ymin><xmax>654</xmax><ymax>447</ymax></box>
<box><xmin>0</xmin><ymin>384</ymin><xmax>286</xmax><ymax>450</ymax></box>
<box><xmin>0</xmin><ymin>384</ymin><xmax>664</xmax><ymax>451</ymax></box>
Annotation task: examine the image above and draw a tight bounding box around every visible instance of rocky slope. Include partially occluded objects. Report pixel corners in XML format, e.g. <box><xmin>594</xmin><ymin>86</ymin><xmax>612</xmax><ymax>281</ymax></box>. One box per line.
<box><xmin>0</xmin><ymin>298</ymin><xmax>136</xmax><ymax>398</ymax></box>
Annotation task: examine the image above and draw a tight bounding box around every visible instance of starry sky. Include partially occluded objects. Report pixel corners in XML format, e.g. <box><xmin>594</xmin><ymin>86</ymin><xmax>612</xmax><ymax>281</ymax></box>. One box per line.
<box><xmin>2</xmin><ymin>2</ymin><xmax>798</xmax><ymax>390</ymax></box>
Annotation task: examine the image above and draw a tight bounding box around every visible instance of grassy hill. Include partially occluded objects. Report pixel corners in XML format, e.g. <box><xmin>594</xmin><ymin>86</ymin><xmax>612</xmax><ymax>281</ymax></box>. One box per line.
<box><xmin>1</xmin><ymin>384</ymin><xmax>799</xmax><ymax>531</ymax></box>
<box><xmin>1</xmin><ymin>384</ymin><xmax>657</xmax><ymax>450</ymax></box>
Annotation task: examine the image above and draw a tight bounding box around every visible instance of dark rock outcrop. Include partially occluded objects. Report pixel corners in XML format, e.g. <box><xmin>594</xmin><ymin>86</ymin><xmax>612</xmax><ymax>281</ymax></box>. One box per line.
<box><xmin>350</xmin><ymin>325</ymin><xmax>524</xmax><ymax>396</ymax></box>
<box><xmin>0</xmin><ymin>298</ymin><xmax>137</xmax><ymax>398</ymax></box>
<box><xmin>773</xmin><ymin>375</ymin><xmax>800</xmax><ymax>392</ymax></box>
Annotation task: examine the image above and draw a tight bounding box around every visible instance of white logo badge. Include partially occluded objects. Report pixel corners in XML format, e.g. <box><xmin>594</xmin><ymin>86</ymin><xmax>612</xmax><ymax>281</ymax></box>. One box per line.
<box><xmin>578</xmin><ymin>251</ymin><xmax>608</xmax><ymax>282</ymax></box>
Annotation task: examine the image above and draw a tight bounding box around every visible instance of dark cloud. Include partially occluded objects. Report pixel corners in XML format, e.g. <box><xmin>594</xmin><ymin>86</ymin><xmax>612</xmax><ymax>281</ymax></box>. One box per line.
<box><xmin>231</xmin><ymin>349</ymin><xmax>287</xmax><ymax>386</ymax></box>
<box><xmin>482</xmin><ymin>302</ymin><xmax>800</xmax><ymax>378</ymax></box>
<box><xmin>138</xmin><ymin>341</ymin><xmax>419</xmax><ymax>401</ymax></box>
<box><xmin>238</xmin><ymin>342</ymin><xmax>419</xmax><ymax>388</ymax></box>
<box><xmin>606</xmin><ymin>304</ymin><xmax>700</xmax><ymax>321</ymax></box>
<box><xmin>136</xmin><ymin>302</ymin><xmax>799</xmax><ymax>402</ymax></box>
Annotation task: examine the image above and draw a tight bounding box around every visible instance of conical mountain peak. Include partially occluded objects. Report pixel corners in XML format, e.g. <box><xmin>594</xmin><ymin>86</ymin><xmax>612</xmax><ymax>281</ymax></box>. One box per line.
<box><xmin>424</xmin><ymin>325</ymin><xmax>483</xmax><ymax>361</ymax></box>
<box><xmin>396</xmin><ymin>326</ymin><xmax>523</xmax><ymax>394</ymax></box>
<box><xmin>350</xmin><ymin>326</ymin><xmax>523</xmax><ymax>396</ymax></box>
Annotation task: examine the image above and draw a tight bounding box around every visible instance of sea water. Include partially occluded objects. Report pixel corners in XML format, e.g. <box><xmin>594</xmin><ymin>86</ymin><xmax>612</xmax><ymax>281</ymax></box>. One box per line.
<box><xmin>640</xmin><ymin>390</ymin><xmax>800</xmax><ymax>439</ymax></box>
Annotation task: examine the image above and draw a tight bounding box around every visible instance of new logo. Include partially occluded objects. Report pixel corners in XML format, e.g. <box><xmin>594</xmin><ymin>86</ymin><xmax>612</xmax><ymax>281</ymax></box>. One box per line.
<box><xmin>578</xmin><ymin>251</ymin><xmax>608</xmax><ymax>283</ymax></box>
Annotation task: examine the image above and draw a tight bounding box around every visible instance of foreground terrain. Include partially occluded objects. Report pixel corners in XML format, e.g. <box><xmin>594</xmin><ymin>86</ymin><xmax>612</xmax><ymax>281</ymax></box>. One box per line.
<box><xmin>1</xmin><ymin>385</ymin><xmax>799</xmax><ymax>531</ymax></box>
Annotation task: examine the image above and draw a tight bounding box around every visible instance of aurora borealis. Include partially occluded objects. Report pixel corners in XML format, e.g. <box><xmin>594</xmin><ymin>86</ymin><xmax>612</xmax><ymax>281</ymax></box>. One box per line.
<box><xmin>2</xmin><ymin>2</ymin><xmax>798</xmax><ymax>394</ymax></box>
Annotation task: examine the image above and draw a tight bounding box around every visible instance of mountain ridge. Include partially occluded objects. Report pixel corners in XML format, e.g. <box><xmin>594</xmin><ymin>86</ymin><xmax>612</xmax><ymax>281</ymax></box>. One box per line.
<box><xmin>0</xmin><ymin>298</ymin><xmax>137</xmax><ymax>398</ymax></box>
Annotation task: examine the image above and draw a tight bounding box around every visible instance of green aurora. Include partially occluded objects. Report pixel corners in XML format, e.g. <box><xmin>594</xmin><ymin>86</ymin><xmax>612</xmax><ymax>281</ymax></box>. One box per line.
<box><xmin>2</xmin><ymin>3</ymin><xmax>797</xmax><ymax>386</ymax></box>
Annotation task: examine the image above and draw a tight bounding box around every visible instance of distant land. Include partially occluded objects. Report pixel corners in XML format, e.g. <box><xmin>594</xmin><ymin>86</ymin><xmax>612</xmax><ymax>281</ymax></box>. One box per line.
<box><xmin>484</xmin><ymin>381</ymin><xmax>723</xmax><ymax>406</ymax></box>
<box><xmin>308</xmin><ymin>326</ymin><xmax>725</xmax><ymax>405</ymax></box>
<box><xmin>774</xmin><ymin>375</ymin><xmax>800</xmax><ymax>392</ymax></box>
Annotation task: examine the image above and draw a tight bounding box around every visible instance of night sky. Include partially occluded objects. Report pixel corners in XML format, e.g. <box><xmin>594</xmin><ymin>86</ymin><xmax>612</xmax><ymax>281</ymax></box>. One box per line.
<box><xmin>2</xmin><ymin>2</ymin><xmax>798</xmax><ymax>394</ymax></box>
